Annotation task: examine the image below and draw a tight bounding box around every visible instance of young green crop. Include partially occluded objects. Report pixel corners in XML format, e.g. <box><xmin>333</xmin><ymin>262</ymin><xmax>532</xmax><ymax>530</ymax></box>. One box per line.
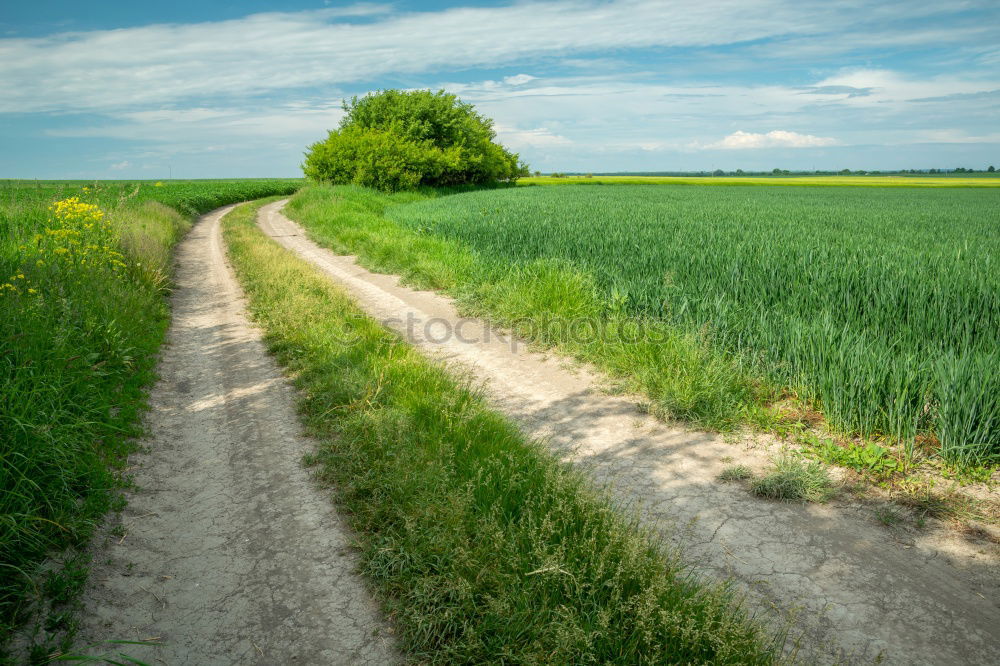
<box><xmin>386</xmin><ymin>184</ymin><xmax>1000</xmax><ymax>466</ymax></box>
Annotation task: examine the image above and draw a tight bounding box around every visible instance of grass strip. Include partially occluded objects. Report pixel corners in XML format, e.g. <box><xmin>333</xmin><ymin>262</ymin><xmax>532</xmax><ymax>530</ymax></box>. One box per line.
<box><xmin>284</xmin><ymin>185</ymin><xmax>770</xmax><ymax>432</ymax></box>
<box><xmin>223</xmin><ymin>199</ymin><xmax>783</xmax><ymax>663</ymax></box>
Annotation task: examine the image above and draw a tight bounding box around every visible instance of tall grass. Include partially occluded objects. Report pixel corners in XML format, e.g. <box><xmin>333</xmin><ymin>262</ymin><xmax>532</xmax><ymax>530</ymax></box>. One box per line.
<box><xmin>286</xmin><ymin>184</ymin><xmax>1000</xmax><ymax>467</ymax></box>
<box><xmin>0</xmin><ymin>179</ymin><xmax>300</xmax><ymax>655</ymax></box>
<box><xmin>223</xmin><ymin>199</ymin><xmax>783</xmax><ymax>664</ymax></box>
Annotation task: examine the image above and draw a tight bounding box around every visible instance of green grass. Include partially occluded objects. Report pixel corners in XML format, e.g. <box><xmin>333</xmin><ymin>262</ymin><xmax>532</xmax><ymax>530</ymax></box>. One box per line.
<box><xmin>0</xmin><ymin>179</ymin><xmax>301</xmax><ymax>659</ymax></box>
<box><xmin>718</xmin><ymin>465</ymin><xmax>754</xmax><ymax>482</ymax></box>
<box><xmin>750</xmin><ymin>458</ymin><xmax>836</xmax><ymax>503</ymax></box>
<box><xmin>223</xmin><ymin>199</ymin><xmax>783</xmax><ymax>664</ymax></box>
<box><xmin>286</xmin><ymin>185</ymin><xmax>768</xmax><ymax>431</ymax></box>
<box><xmin>283</xmin><ymin>183</ymin><xmax>1000</xmax><ymax>468</ymax></box>
<box><xmin>0</xmin><ymin>179</ymin><xmax>303</xmax><ymax>222</ymax></box>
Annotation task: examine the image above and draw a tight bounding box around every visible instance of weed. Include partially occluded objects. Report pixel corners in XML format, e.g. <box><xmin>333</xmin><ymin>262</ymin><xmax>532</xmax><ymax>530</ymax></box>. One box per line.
<box><xmin>894</xmin><ymin>480</ymin><xmax>979</xmax><ymax>522</ymax></box>
<box><xmin>874</xmin><ymin>507</ymin><xmax>904</xmax><ymax>527</ymax></box>
<box><xmin>803</xmin><ymin>435</ymin><xmax>901</xmax><ymax>479</ymax></box>
<box><xmin>751</xmin><ymin>457</ymin><xmax>836</xmax><ymax>502</ymax></box>
<box><xmin>718</xmin><ymin>465</ymin><xmax>753</xmax><ymax>482</ymax></box>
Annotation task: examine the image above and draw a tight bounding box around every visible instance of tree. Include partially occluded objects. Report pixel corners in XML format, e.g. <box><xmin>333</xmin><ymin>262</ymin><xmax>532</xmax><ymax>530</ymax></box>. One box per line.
<box><xmin>303</xmin><ymin>89</ymin><xmax>526</xmax><ymax>191</ymax></box>
<box><xmin>989</xmin><ymin>165</ymin><xmax>996</xmax><ymax>172</ymax></box>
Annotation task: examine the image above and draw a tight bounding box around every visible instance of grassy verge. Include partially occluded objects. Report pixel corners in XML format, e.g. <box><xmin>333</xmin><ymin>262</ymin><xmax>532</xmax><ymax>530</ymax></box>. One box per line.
<box><xmin>285</xmin><ymin>185</ymin><xmax>771</xmax><ymax>431</ymax></box>
<box><xmin>0</xmin><ymin>182</ymin><xmax>299</xmax><ymax>660</ymax></box>
<box><xmin>283</xmin><ymin>185</ymin><xmax>998</xmax><ymax>524</ymax></box>
<box><xmin>223</xmin><ymin>199</ymin><xmax>783</xmax><ymax>663</ymax></box>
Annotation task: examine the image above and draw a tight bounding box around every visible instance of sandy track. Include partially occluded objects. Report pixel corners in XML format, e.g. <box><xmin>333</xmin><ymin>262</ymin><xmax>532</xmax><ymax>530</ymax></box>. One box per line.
<box><xmin>76</xmin><ymin>206</ymin><xmax>397</xmax><ymax>665</ymax></box>
<box><xmin>260</xmin><ymin>200</ymin><xmax>999</xmax><ymax>665</ymax></box>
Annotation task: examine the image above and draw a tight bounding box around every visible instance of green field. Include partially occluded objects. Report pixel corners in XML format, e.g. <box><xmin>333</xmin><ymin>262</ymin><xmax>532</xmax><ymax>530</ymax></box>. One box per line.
<box><xmin>520</xmin><ymin>174</ymin><xmax>1000</xmax><ymax>188</ymax></box>
<box><xmin>387</xmin><ymin>184</ymin><xmax>1000</xmax><ymax>465</ymax></box>
<box><xmin>0</xmin><ymin>179</ymin><xmax>301</xmax><ymax>654</ymax></box>
<box><xmin>283</xmin><ymin>182</ymin><xmax>1000</xmax><ymax>469</ymax></box>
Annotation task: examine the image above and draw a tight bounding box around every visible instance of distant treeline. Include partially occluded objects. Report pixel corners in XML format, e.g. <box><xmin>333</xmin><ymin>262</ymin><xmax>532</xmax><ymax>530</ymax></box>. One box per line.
<box><xmin>544</xmin><ymin>166</ymin><xmax>997</xmax><ymax>177</ymax></box>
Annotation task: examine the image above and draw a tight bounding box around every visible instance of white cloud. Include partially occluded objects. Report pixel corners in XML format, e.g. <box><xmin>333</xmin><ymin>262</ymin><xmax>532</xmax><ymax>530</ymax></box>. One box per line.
<box><xmin>503</xmin><ymin>74</ymin><xmax>537</xmax><ymax>86</ymax></box>
<box><xmin>707</xmin><ymin>130</ymin><xmax>839</xmax><ymax>149</ymax></box>
<box><xmin>0</xmin><ymin>0</ymin><xmax>924</xmax><ymax>113</ymax></box>
<box><xmin>42</xmin><ymin>66</ymin><xmax>999</xmax><ymax>170</ymax></box>
<box><xmin>913</xmin><ymin>129</ymin><xmax>1000</xmax><ymax>144</ymax></box>
<box><xmin>495</xmin><ymin>125</ymin><xmax>571</xmax><ymax>148</ymax></box>
<box><xmin>109</xmin><ymin>160</ymin><xmax>130</xmax><ymax>169</ymax></box>
<box><xmin>47</xmin><ymin>105</ymin><xmax>345</xmax><ymax>143</ymax></box>
<box><xmin>809</xmin><ymin>68</ymin><xmax>996</xmax><ymax>107</ymax></box>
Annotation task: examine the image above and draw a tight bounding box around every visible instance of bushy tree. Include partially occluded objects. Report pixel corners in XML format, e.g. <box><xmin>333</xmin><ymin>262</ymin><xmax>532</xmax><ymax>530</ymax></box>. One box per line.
<box><xmin>303</xmin><ymin>89</ymin><xmax>527</xmax><ymax>191</ymax></box>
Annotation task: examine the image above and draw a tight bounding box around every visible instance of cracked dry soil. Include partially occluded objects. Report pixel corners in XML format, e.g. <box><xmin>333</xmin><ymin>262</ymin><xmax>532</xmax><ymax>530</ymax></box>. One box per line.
<box><xmin>77</xmin><ymin>206</ymin><xmax>398</xmax><ymax>664</ymax></box>
<box><xmin>259</xmin><ymin>200</ymin><xmax>1000</xmax><ymax>665</ymax></box>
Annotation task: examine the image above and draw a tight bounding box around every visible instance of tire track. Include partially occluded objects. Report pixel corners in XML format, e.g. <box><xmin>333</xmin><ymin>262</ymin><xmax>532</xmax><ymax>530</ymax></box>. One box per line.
<box><xmin>77</xmin><ymin>205</ymin><xmax>398</xmax><ymax>665</ymax></box>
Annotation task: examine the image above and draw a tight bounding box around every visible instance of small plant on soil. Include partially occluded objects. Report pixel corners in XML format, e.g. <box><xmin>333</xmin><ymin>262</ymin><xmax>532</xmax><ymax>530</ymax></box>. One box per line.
<box><xmin>751</xmin><ymin>456</ymin><xmax>836</xmax><ymax>502</ymax></box>
<box><xmin>718</xmin><ymin>465</ymin><xmax>753</xmax><ymax>482</ymax></box>
<box><xmin>874</xmin><ymin>506</ymin><xmax>904</xmax><ymax>527</ymax></box>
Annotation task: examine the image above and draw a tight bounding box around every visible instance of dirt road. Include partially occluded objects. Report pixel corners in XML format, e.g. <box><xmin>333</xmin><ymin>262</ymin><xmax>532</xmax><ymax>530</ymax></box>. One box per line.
<box><xmin>259</xmin><ymin>200</ymin><xmax>999</xmax><ymax>665</ymax></box>
<box><xmin>77</xmin><ymin>206</ymin><xmax>397</xmax><ymax>664</ymax></box>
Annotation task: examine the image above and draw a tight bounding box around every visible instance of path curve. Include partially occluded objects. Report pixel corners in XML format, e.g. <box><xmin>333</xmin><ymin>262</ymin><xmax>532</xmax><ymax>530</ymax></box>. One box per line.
<box><xmin>260</xmin><ymin>200</ymin><xmax>999</xmax><ymax>665</ymax></box>
<box><xmin>77</xmin><ymin>205</ymin><xmax>398</xmax><ymax>665</ymax></box>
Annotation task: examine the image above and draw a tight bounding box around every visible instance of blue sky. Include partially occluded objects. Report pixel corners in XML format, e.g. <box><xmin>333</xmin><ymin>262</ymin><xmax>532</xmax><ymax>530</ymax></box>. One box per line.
<box><xmin>1</xmin><ymin>0</ymin><xmax>998</xmax><ymax>178</ymax></box>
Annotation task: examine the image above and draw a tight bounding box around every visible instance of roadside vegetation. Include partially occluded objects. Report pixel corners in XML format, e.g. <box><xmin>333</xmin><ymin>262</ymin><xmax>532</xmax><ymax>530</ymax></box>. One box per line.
<box><xmin>282</xmin><ymin>183</ymin><xmax>999</xmax><ymax>521</ymax></box>
<box><xmin>749</xmin><ymin>458</ymin><xmax>836</xmax><ymax>503</ymax></box>
<box><xmin>223</xmin><ymin>199</ymin><xmax>784</xmax><ymax>664</ymax></box>
<box><xmin>0</xmin><ymin>179</ymin><xmax>300</xmax><ymax>660</ymax></box>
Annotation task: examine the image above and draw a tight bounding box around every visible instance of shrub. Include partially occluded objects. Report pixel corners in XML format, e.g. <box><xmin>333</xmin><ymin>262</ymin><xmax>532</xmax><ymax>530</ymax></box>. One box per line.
<box><xmin>303</xmin><ymin>89</ymin><xmax>526</xmax><ymax>191</ymax></box>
